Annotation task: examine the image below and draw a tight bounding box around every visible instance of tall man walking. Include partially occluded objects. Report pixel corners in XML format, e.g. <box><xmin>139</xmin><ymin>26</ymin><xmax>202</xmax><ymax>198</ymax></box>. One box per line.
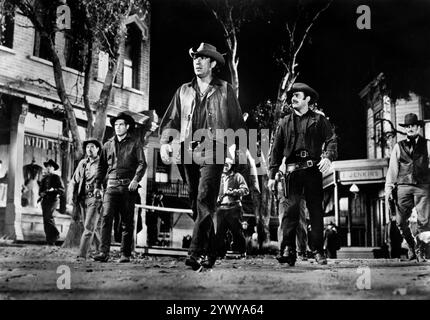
<box><xmin>159</xmin><ymin>43</ymin><xmax>245</xmax><ymax>270</ymax></box>
<box><xmin>385</xmin><ymin>113</ymin><xmax>430</xmax><ymax>262</ymax></box>
<box><xmin>268</xmin><ymin>83</ymin><xmax>337</xmax><ymax>266</ymax></box>
<box><xmin>94</xmin><ymin>112</ymin><xmax>147</xmax><ymax>263</ymax></box>
<box><xmin>70</xmin><ymin>138</ymin><xmax>103</xmax><ymax>260</ymax></box>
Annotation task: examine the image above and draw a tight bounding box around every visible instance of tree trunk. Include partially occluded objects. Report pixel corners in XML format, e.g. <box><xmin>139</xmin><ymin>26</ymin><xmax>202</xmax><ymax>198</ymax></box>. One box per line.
<box><xmin>227</xmin><ymin>57</ymin><xmax>239</xmax><ymax>98</ymax></box>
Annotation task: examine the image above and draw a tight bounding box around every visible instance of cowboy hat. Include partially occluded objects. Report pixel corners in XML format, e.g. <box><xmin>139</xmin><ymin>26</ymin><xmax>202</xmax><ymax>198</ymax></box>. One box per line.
<box><xmin>83</xmin><ymin>138</ymin><xmax>102</xmax><ymax>153</ymax></box>
<box><xmin>189</xmin><ymin>42</ymin><xmax>225</xmax><ymax>66</ymax></box>
<box><xmin>110</xmin><ymin>112</ymin><xmax>136</xmax><ymax>130</ymax></box>
<box><xmin>290</xmin><ymin>82</ymin><xmax>319</xmax><ymax>104</ymax></box>
<box><xmin>399</xmin><ymin>113</ymin><xmax>424</xmax><ymax>127</ymax></box>
<box><xmin>43</xmin><ymin>159</ymin><xmax>59</xmax><ymax>171</ymax></box>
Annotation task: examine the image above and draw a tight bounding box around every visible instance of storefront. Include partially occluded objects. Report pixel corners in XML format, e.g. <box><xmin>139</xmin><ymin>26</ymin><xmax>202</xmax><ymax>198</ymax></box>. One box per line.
<box><xmin>323</xmin><ymin>159</ymin><xmax>389</xmax><ymax>248</ymax></box>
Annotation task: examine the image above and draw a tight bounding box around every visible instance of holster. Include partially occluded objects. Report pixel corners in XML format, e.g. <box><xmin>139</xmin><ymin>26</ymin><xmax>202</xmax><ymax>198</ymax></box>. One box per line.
<box><xmin>283</xmin><ymin>172</ymin><xmax>290</xmax><ymax>199</ymax></box>
<box><xmin>388</xmin><ymin>185</ymin><xmax>398</xmax><ymax>216</ymax></box>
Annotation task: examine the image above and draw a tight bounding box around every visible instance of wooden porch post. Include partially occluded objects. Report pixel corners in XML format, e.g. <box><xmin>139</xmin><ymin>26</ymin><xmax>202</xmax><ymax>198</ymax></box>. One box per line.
<box><xmin>5</xmin><ymin>99</ymin><xmax>28</xmax><ymax>240</ymax></box>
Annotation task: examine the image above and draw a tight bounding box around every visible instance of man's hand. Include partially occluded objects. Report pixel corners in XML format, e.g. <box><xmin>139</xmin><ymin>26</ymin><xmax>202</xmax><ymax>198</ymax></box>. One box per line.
<box><xmin>160</xmin><ymin>143</ymin><xmax>173</xmax><ymax>164</ymax></box>
<box><xmin>128</xmin><ymin>180</ymin><xmax>139</xmax><ymax>192</ymax></box>
<box><xmin>94</xmin><ymin>188</ymin><xmax>103</xmax><ymax>199</ymax></box>
<box><xmin>267</xmin><ymin>179</ymin><xmax>276</xmax><ymax>192</ymax></box>
<box><xmin>317</xmin><ymin>158</ymin><xmax>332</xmax><ymax>174</ymax></box>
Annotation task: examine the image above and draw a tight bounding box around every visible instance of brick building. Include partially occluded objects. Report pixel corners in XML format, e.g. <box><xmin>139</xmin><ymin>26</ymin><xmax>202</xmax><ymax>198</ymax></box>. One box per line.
<box><xmin>0</xmin><ymin>5</ymin><xmax>151</xmax><ymax>242</ymax></box>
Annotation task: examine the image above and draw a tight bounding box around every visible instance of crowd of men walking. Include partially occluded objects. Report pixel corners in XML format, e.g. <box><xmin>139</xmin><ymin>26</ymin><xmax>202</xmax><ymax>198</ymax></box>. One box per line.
<box><xmin>35</xmin><ymin>42</ymin><xmax>429</xmax><ymax>268</ymax></box>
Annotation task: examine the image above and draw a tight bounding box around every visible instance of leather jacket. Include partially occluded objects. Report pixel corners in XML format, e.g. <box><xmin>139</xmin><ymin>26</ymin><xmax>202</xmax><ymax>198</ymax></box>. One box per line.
<box><xmin>159</xmin><ymin>77</ymin><xmax>245</xmax><ymax>145</ymax></box>
<box><xmin>269</xmin><ymin>110</ymin><xmax>337</xmax><ymax>179</ymax></box>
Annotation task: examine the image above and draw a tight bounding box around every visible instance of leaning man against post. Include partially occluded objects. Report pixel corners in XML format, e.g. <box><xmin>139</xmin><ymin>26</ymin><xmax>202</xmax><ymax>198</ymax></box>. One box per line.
<box><xmin>94</xmin><ymin>112</ymin><xmax>147</xmax><ymax>263</ymax></box>
<box><xmin>70</xmin><ymin>138</ymin><xmax>103</xmax><ymax>260</ymax></box>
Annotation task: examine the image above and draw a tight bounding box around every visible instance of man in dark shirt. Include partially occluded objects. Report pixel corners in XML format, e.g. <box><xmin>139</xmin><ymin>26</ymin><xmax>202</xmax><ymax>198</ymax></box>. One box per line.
<box><xmin>94</xmin><ymin>112</ymin><xmax>147</xmax><ymax>263</ymax></box>
<box><xmin>159</xmin><ymin>43</ymin><xmax>245</xmax><ymax>270</ymax></box>
<box><xmin>268</xmin><ymin>83</ymin><xmax>337</xmax><ymax>266</ymax></box>
<box><xmin>39</xmin><ymin>159</ymin><xmax>64</xmax><ymax>245</ymax></box>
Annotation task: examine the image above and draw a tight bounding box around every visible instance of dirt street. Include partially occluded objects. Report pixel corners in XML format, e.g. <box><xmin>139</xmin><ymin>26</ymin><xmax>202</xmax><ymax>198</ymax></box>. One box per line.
<box><xmin>0</xmin><ymin>244</ymin><xmax>429</xmax><ymax>300</ymax></box>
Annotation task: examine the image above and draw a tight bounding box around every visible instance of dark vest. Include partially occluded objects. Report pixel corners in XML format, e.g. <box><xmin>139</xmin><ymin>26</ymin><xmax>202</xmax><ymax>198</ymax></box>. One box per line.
<box><xmin>397</xmin><ymin>136</ymin><xmax>430</xmax><ymax>184</ymax></box>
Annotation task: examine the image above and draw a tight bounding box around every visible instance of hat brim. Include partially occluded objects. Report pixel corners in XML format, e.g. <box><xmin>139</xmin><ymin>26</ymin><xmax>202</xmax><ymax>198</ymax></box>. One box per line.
<box><xmin>290</xmin><ymin>87</ymin><xmax>319</xmax><ymax>103</ymax></box>
<box><xmin>189</xmin><ymin>48</ymin><xmax>225</xmax><ymax>66</ymax></box>
<box><xmin>399</xmin><ymin>121</ymin><xmax>424</xmax><ymax>127</ymax></box>
<box><xmin>110</xmin><ymin>114</ymin><xmax>136</xmax><ymax>129</ymax></box>
<box><xmin>43</xmin><ymin>161</ymin><xmax>59</xmax><ymax>171</ymax></box>
<box><xmin>83</xmin><ymin>139</ymin><xmax>102</xmax><ymax>152</ymax></box>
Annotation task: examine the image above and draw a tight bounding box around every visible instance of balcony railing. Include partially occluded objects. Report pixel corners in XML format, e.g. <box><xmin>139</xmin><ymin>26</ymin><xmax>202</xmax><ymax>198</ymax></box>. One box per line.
<box><xmin>147</xmin><ymin>179</ymin><xmax>188</xmax><ymax>198</ymax></box>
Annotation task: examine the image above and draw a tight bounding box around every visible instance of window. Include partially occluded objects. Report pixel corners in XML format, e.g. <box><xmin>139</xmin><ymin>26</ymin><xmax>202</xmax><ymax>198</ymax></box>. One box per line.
<box><xmin>123</xmin><ymin>24</ymin><xmax>141</xmax><ymax>89</ymax></box>
<box><xmin>33</xmin><ymin>30</ymin><xmax>54</xmax><ymax>61</ymax></box>
<box><xmin>0</xmin><ymin>4</ymin><xmax>14</xmax><ymax>48</ymax></box>
<box><xmin>64</xmin><ymin>32</ymin><xmax>85</xmax><ymax>71</ymax></box>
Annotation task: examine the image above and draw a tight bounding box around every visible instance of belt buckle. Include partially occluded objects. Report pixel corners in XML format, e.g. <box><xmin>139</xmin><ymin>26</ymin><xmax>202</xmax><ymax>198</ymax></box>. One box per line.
<box><xmin>286</xmin><ymin>164</ymin><xmax>296</xmax><ymax>172</ymax></box>
<box><xmin>300</xmin><ymin>150</ymin><xmax>308</xmax><ymax>158</ymax></box>
<box><xmin>306</xmin><ymin>160</ymin><xmax>314</xmax><ymax>167</ymax></box>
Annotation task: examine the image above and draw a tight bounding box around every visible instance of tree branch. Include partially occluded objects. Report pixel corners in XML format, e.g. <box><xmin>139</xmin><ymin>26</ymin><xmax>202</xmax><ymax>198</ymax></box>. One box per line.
<box><xmin>293</xmin><ymin>0</ymin><xmax>333</xmax><ymax>60</ymax></box>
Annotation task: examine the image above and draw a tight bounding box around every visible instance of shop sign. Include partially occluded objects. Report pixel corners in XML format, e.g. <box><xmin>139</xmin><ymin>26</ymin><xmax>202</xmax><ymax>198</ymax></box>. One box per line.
<box><xmin>339</xmin><ymin>169</ymin><xmax>384</xmax><ymax>181</ymax></box>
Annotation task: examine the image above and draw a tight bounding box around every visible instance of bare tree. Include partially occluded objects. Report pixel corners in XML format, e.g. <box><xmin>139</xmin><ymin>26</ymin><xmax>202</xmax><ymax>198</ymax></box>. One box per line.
<box><xmin>8</xmin><ymin>0</ymin><xmax>149</xmax><ymax>158</ymax></box>
<box><xmin>202</xmin><ymin>0</ymin><xmax>263</xmax><ymax>98</ymax></box>
<box><xmin>275</xmin><ymin>0</ymin><xmax>333</xmax><ymax>115</ymax></box>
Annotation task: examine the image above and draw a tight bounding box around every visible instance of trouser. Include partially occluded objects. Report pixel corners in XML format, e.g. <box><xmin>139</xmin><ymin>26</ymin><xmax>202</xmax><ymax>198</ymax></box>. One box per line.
<box><xmin>296</xmin><ymin>199</ymin><xmax>309</xmax><ymax>253</ymax></box>
<box><xmin>277</xmin><ymin>195</ymin><xmax>309</xmax><ymax>253</ymax></box>
<box><xmin>78</xmin><ymin>196</ymin><xmax>102</xmax><ymax>258</ymax></box>
<box><xmin>215</xmin><ymin>205</ymin><xmax>246</xmax><ymax>256</ymax></box>
<box><xmin>396</xmin><ymin>184</ymin><xmax>430</xmax><ymax>248</ymax></box>
<box><xmin>182</xmin><ymin>162</ymin><xmax>224</xmax><ymax>257</ymax></box>
<box><xmin>278</xmin><ymin>167</ymin><xmax>324</xmax><ymax>254</ymax></box>
<box><xmin>41</xmin><ymin>198</ymin><xmax>60</xmax><ymax>243</ymax></box>
<box><xmin>100</xmin><ymin>186</ymin><xmax>138</xmax><ymax>257</ymax></box>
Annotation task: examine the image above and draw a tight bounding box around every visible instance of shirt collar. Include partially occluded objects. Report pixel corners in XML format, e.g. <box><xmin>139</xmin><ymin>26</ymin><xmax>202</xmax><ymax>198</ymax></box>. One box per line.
<box><xmin>188</xmin><ymin>76</ymin><xmax>223</xmax><ymax>89</ymax></box>
<box><xmin>293</xmin><ymin>108</ymin><xmax>312</xmax><ymax>117</ymax></box>
<box><xmin>114</xmin><ymin>133</ymin><xmax>132</xmax><ymax>143</ymax></box>
<box><xmin>87</xmin><ymin>155</ymin><xmax>99</xmax><ymax>164</ymax></box>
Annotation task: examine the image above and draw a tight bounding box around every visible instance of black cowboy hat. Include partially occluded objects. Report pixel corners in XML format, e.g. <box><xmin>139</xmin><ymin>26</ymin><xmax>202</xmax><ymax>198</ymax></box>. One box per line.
<box><xmin>189</xmin><ymin>42</ymin><xmax>225</xmax><ymax>66</ymax></box>
<box><xmin>43</xmin><ymin>159</ymin><xmax>59</xmax><ymax>171</ymax></box>
<box><xmin>290</xmin><ymin>82</ymin><xmax>319</xmax><ymax>104</ymax></box>
<box><xmin>399</xmin><ymin>113</ymin><xmax>424</xmax><ymax>127</ymax></box>
<box><xmin>110</xmin><ymin>112</ymin><xmax>136</xmax><ymax>130</ymax></box>
<box><xmin>83</xmin><ymin>138</ymin><xmax>102</xmax><ymax>153</ymax></box>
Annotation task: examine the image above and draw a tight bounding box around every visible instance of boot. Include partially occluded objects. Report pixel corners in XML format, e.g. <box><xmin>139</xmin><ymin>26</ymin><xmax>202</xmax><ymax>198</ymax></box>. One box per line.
<box><xmin>201</xmin><ymin>255</ymin><xmax>217</xmax><ymax>268</ymax></box>
<box><xmin>276</xmin><ymin>247</ymin><xmax>297</xmax><ymax>266</ymax></box>
<box><xmin>407</xmin><ymin>245</ymin><xmax>417</xmax><ymax>261</ymax></box>
<box><xmin>416</xmin><ymin>238</ymin><xmax>428</xmax><ymax>263</ymax></box>
<box><xmin>93</xmin><ymin>252</ymin><xmax>109</xmax><ymax>262</ymax></box>
<box><xmin>185</xmin><ymin>254</ymin><xmax>203</xmax><ymax>271</ymax></box>
<box><xmin>314</xmin><ymin>251</ymin><xmax>328</xmax><ymax>265</ymax></box>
